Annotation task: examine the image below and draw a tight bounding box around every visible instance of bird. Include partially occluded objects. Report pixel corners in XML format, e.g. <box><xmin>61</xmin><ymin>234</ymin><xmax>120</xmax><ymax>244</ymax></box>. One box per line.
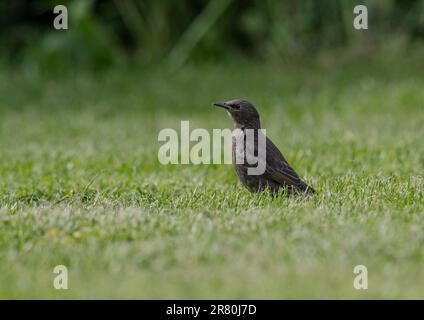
<box><xmin>213</xmin><ymin>99</ymin><xmax>315</xmax><ymax>196</ymax></box>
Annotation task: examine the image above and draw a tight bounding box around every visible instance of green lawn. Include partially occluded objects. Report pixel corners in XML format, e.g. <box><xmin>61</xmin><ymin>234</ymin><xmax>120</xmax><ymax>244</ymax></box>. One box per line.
<box><xmin>0</xmin><ymin>52</ymin><xmax>423</xmax><ymax>299</ymax></box>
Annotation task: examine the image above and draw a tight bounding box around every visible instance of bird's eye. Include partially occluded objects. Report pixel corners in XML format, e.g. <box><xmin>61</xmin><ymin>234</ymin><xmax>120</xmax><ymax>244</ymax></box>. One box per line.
<box><xmin>232</xmin><ymin>105</ymin><xmax>240</xmax><ymax>109</ymax></box>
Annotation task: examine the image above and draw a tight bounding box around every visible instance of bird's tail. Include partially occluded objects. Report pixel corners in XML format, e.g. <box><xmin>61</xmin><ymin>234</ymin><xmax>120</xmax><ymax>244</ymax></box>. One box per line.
<box><xmin>297</xmin><ymin>181</ymin><xmax>316</xmax><ymax>195</ymax></box>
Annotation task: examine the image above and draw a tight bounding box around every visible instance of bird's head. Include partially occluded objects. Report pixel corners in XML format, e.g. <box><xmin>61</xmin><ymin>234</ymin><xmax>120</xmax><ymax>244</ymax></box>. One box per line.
<box><xmin>213</xmin><ymin>99</ymin><xmax>260</xmax><ymax>128</ymax></box>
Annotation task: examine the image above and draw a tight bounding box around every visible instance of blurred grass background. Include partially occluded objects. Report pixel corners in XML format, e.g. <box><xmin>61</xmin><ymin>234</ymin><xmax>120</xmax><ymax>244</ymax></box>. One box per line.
<box><xmin>2</xmin><ymin>0</ymin><xmax>424</xmax><ymax>71</ymax></box>
<box><xmin>0</xmin><ymin>0</ymin><xmax>424</xmax><ymax>299</ymax></box>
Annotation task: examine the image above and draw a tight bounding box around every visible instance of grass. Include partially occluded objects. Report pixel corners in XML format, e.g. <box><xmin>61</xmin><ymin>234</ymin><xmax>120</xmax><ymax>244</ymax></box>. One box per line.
<box><xmin>0</xmin><ymin>50</ymin><xmax>423</xmax><ymax>299</ymax></box>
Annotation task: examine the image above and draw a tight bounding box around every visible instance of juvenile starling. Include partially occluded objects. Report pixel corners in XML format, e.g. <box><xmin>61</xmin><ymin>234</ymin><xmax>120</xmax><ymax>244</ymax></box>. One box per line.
<box><xmin>213</xmin><ymin>99</ymin><xmax>315</xmax><ymax>195</ymax></box>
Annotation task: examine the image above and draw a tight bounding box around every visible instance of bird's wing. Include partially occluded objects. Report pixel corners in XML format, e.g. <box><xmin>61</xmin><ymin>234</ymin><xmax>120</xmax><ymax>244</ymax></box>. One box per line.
<box><xmin>263</xmin><ymin>136</ymin><xmax>304</xmax><ymax>187</ymax></box>
<box><xmin>240</xmin><ymin>130</ymin><xmax>314</xmax><ymax>193</ymax></box>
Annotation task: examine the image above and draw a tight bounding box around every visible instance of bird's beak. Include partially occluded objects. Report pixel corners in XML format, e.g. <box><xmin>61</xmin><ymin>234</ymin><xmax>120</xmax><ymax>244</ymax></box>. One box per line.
<box><xmin>213</xmin><ymin>102</ymin><xmax>229</xmax><ymax>110</ymax></box>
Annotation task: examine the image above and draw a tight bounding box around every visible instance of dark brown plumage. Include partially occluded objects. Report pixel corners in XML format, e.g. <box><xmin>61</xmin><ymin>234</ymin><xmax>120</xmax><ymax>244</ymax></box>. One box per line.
<box><xmin>213</xmin><ymin>99</ymin><xmax>315</xmax><ymax>196</ymax></box>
